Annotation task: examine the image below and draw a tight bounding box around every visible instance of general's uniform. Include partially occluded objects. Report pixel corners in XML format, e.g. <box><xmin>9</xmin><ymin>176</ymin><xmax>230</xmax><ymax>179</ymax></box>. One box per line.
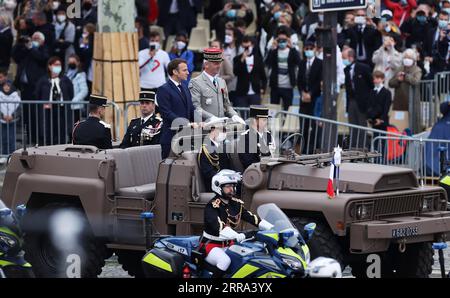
<box><xmin>199</xmin><ymin>196</ymin><xmax>260</xmax><ymax>255</ymax></box>
<box><xmin>198</xmin><ymin>138</ymin><xmax>232</xmax><ymax>192</ymax></box>
<box><xmin>189</xmin><ymin>48</ymin><xmax>238</xmax><ymax>121</ymax></box>
<box><xmin>72</xmin><ymin>95</ymin><xmax>113</xmax><ymax>150</ymax></box>
<box><xmin>238</xmin><ymin>106</ymin><xmax>275</xmax><ymax>170</ymax></box>
<box><xmin>120</xmin><ymin>91</ymin><xmax>162</xmax><ymax>148</ymax></box>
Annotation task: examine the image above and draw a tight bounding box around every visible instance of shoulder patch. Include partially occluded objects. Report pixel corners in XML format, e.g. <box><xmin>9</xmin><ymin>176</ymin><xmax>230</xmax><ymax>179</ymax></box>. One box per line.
<box><xmin>212</xmin><ymin>198</ymin><xmax>221</xmax><ymax>208</ymax></box>
<box><xmin>99</xmin><ymin>120</ymin><xmax>111</xmax><ymax>129</ymax></box>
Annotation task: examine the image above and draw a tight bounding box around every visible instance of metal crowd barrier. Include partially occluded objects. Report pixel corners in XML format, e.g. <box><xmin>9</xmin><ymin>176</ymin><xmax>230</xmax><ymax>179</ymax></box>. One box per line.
<box><xmin>0</xmin><ymin>101</ymin><xmax>121</xmax><ymax>158</ymax></box>
<box><xmin>273</xmin><ymin>110</ymin><xmax>405</xmax><ymax>155</ymax></box>
<box><xmin>371</xmin><ymin>135</ymin><xmax>450</xmax><ymax>185</ymax></box>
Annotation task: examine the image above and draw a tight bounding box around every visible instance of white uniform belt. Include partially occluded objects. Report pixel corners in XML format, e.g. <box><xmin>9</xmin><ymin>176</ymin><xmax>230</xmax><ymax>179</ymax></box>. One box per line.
<box><xmin>202</xmin><ymin>231</ymin><xmax>228</xmax><ymax>242</ymax></box>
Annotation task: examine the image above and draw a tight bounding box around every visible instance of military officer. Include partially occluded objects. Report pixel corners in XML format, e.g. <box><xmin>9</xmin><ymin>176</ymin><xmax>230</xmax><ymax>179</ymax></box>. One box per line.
<box><xmin>199</xmin><ymin>170</ymin><xmax>273</xmax><ymax>277</ymax></box>
<box><xmin>189</xmin><ymin>48</ymin><xmax>246</xmax><ymax>125</ymax></box>
<box><xmin>120</xmin><ymin>91</ymin><xmax>162</xmax><ymax>148</ymax></box>
<box><xmin>238</xmin><ymin>105</ymin><xmax>275</xmax><ymax>170</ymax></box>
<box><xmin>72</xmin><ymin>94</ymin><xmax>113</xmax><ymax>150</ymax></box>
<box><xmin>198</xmin><ymin>120</ymin><xmax>232</xmax><ymax>191</ymax></box>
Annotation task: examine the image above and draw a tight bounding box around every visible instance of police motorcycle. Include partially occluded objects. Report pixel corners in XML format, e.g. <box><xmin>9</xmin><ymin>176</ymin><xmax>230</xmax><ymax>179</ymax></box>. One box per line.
<box><xmin>141</xmin><ymin>203</ymin><xmax>342</xmax><ymax>278</ymax></box>
<box><xmin>0</xmin><ymin>200</ymin><xmax>34</xmax><ymax>278</ymax></box>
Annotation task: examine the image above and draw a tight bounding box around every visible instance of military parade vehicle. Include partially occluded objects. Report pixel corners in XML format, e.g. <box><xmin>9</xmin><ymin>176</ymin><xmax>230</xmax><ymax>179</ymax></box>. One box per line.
<box><xmin>1</xmin><ymin>128</ymin><xmax>450</xmax><ymax>278</ymax></box>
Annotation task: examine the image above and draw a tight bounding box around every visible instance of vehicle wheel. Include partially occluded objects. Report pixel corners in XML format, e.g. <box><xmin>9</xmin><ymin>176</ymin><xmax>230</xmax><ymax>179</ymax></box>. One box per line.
<box><xmin>290</xmin><ymin>217</ymin><xmax>345</xmax><ymax>270</ymax></box>
<box><xmin>22</xmin><ymin>202</ymin><xmax>108</xmax><ymax>278</ymax></box>
<box><xmin>392</xmin><ymin>242</ymin><xmax>434</xmax><ymax>278</ymax></box>
<box><xmin>1</xmin><ymin>266</ymin><xmax>35</xmax><ymax>278</ymax></box>
<box><xmin>116</xmin><ymin>250</ymin><xmax>146</xmax><ymax>278</ymax></box>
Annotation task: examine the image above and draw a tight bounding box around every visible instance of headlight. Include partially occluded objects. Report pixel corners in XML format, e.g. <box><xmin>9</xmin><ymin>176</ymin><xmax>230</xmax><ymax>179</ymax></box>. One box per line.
<box><xmin>421</xmin><ymin>197</ymin><xmax>435</xmax><ymax>212</ymax></box>
<box><xmin>282</xmin><ymin>258</ymin><xmax>302</xmax><ymax>270</ymax></box>
<box><xmin>354</xmin><ymin>203</ymin><xmax>373</xmax><ymax>220</ymax></box>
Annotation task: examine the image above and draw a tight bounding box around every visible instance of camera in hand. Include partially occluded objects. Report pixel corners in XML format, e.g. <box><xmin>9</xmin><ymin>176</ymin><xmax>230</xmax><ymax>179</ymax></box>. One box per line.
<box><xmin>150</xmin><ymin>44</ymin><xmax>156</xmax><ymax>51</ymax></box>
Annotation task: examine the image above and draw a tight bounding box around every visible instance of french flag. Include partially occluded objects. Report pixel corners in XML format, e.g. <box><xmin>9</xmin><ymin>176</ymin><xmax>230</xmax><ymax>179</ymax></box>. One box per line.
<box><xmin>327</xmin><ymin>147</ymin><xmax>342</xmax><ymax>199</ymax></box>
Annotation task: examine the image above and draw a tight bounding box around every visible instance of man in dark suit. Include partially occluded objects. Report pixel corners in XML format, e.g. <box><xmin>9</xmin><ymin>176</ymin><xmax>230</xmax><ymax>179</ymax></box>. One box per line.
<box><xmin>157</xmin><ymin>58</ymin><xmax>198</xmax><ymax>159</ymax></box>
<box><xmin>343</xmin><ymin>47</ymin><xmax>373</xmax><ymax>128</ymax></box>
<box><xmin>72</xmin><ymin>95</ymin><xmax>113</xmax><ymax>150</ymax></box>
<box><xmin>120</xmin><ymin>91</ymin><xmax>162</xmax><ymax>148</ymax></box>
<box><xmin>424</xmin><ymin>10</ymin><xmax>449</xmax><ymax>77</ymax></box>
<box><xmin>233</xmin><ymin>35</ymin><xmax>267</xmax><ymax>107</ymax></box>
<box><xmin>367</xmin><ymin>71</ymin><xmax>392</xmax><ymax>131</ymax></box>
<box><xmin>345</xmin><ymin>9</ymin><xmax>382</xmax><ymax>68</ymax></box>
<box><xmin>297</xmin><ymin>41</ymin><xmax>322</xmax><ymax>153</ymax></box>
<box><xmin>157</xmin><ymin>0</ymin><xmax>202</xmax><ymax>39</ymax></box>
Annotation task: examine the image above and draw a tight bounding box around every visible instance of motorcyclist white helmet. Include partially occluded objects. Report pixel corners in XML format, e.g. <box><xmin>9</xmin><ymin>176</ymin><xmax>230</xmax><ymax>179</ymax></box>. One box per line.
<box><xmin>307</xmin><ymin>257</ymin><xmax>342</xmax><ymax>278</ymax></box>
<box><xmin>211</xmin><ymin>170</ymin><xmax>242</xmax><ymax>198</ymax></box>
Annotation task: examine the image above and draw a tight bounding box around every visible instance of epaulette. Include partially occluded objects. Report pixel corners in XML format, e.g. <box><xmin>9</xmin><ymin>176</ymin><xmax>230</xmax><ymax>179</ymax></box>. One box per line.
<box><xmin>231</xmin><ymin>197</ymin><xmax>244</xmax><ymax>204</ymax></box>
<box><xmin>211</xmin><ymin>198</ymin><xmax>221</xmax><ymax>208</ymax></box>
<box><xmin>100</xmin><ymin>120</ymin><xmax>111</xmax><ymax>129</ymax></box>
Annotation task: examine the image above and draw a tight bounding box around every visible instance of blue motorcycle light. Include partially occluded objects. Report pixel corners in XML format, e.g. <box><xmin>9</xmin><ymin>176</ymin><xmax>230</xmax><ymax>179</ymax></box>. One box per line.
<box><xmin>281</xmin><ymin>230</ymin><xmax>294</xmax><ymax>244</ymax></box>
<box><xmin>0</xmin><ymin>208</ymin><xmax>12</xmax><ymax>217</ymax></box>
<box><xmin>140</xmin><ymin>212</ymin><xmax>154</xmax><ymax>219</ymax></box>
<box><xmin>16</xmin><ymin>205</ymin><xmax>26</xmax><ymax>218</ymax></box>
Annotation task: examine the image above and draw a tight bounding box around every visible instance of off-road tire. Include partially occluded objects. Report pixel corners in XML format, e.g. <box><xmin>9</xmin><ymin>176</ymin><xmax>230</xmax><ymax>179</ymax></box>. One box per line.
<box><xmin>393</xmin><ymin>242</ymin><xmax>434</xmax><ymax>278</ymax></box>
<box><xmin>290</xmin><ymin>217</ymin><xmax>345</xmax><ymax>270</ymax></box>
<box><xmin>116</xmin><ymin>250</ymin><xmax>146</xmax><ymax>278</ymax></box>
<box><xmin>22</xmin><ymin>202</ymin><xmax>108</xmax><ymax>278</ymax></box>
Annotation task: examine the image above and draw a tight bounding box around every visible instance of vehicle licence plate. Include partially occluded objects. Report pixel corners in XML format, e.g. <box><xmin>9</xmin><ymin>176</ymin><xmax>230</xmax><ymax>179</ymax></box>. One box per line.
<box><xmin>391</xmin><ymin>226</ymin><xmax>419</xmax><ymax>238</ymax></box>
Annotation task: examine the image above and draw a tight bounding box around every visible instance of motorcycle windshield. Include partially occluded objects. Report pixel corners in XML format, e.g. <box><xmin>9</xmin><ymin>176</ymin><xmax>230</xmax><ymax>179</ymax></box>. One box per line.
<box><xmin>256</xmin><ymin>203</ymin><xmax>296</xmax><ymax>233</ymax></box>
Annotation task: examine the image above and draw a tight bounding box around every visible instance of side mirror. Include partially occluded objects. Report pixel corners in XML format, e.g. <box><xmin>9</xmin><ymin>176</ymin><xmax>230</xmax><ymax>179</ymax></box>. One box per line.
<box><xmin>16</xmin><ymin>205</ymin><xmax>26</xmax><ymax>220</ymax></box>
<box><xmin>303</xmin><ymin>223</ymin><xmax>316</xmax><ymax>241</ymax></box>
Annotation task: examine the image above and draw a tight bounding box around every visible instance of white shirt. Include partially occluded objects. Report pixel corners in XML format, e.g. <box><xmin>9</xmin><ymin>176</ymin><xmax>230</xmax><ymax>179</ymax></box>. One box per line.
<box><xmin>169</xmin><ymin>0</ymin><xmax>179</xmax><ymax>13</ymax></box>
<box><xmin>203</xmin><ymin>71</ymin><xmax>218</xmax><ymax>87</ymax></box>
<box><xmin>141</xmin><ymin>113</ymin><xmax>153</xmax><ymax>124</ymax></box>
<box><xmin>49</xmin><ymin>78</ymin><xmax>63</xmax><ymax>101</ymax></box>
<box><xmin>0</xmin><ymin>90</ymin><xmax>20</xmax><ymax>123</ymax></box>
<box><xmin>245</xmin><ymin>55</ymin><xmax>255</xmax><ymax>95</ymax></box>
<box><xmin>169</xmin><ymin>77</ymin><xmax>182</xmax><ymax>91</ymax></box>
<box><xmin>139</xmin><ymin>49</ymin><xmax>170</xmax><ymax>89</ymax></box>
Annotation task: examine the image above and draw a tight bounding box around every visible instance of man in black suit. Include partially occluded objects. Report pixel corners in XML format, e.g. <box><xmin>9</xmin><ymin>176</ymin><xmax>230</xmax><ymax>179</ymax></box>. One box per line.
<box><xmin>233</xmin><ymin>35</ymin><xmax>267</xmax><ymax>107</ymax></box>
<box><xmin>343</xmin><ymin>47</ymin><xmax>373</xmax><ymax>128</ymax></box>
<box><xmin>424</xmin><ymin>10</ymin><xmax>449</xmax><ymax>77</ymax></box>
<box><xmin>157</xmin><ymin>0</ymin><xmax>202</xmax><ymax>39</ymax></box>
<box><xmin>367</xmin><ymin>71</ymin><xmax>392</xmax><ymax>131</ymax></box>
<box><xmin>297</xmin><ymin>41</ymin><xmax>322</xmax><ymax>153</ymax></box>
<box><xmin>345</xmin><ymin>9</ymin><xmax>382</xmax><ymax>68</ymax></box>
<box><xmin>157</xmin><ymin>58</ymin><xmax>199</xmax><ymax>159</ymax></box>
<box><xmin>120</xmin><ymin>91</ymin><xmax>162</xmax><ymax>148</ymax></box>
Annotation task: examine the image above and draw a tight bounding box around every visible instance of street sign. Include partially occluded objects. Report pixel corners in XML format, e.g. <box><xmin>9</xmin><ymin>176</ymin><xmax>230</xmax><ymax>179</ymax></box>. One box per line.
<box><xmin>310</xmin><ymin>0</ymin><xmax>367</xmax><ymax>13</ymax></box>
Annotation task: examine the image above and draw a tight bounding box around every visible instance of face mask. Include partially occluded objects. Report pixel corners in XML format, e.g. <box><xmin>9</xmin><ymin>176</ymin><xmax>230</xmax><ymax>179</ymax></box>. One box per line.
<box><xmin>278</xmin><ymin>41</ymin><xmax>288</xmax><ymax>49</ymax></box>
<box><xmin>342</xmin><ymin>59</ymin><xmax>351</xmax><ymax>66</ymax></box>
<box><xmin>385</xmin><ymin>24</ymin><xmax>391</xmax><ymax>32</ymax></box>
<box><xmin>224</xmin><ymin>34</ymin><xmax>233</xmax><ymax>44</ymax></box>
<box><xmin>68</xmin><ymin>63</ymin><xmax>77</xmax><ymax>70</ymax></box>
<box><xmin>274</xmin><ymin>11</ymin><xmax>282</xmax><ymax>20</ymax></box>
<box><xmin>263</xmin><ymin>0</ymin><xmax>273</xmax><ymax>4</ymax></box>
<box><xmin>244</xmin><ymin>46</ymin><xmax>253</xmax><ymax>54</ymax></box>
<box><xmin>305</xmin><ymin>50</ymin><xmax>315</xmax><ymax>58</ymax></box>
<box><xmin>445</xmin><ymin>8</ymin><xmax>450</xmax><ymax>15</ymax></box>
<box><xmin>400</xmin><ymin>0</ymin><xmax>408</xmax><ymax>5</ymax></box>
<box><xmin>416</xmin><ymin>16</ymin><xmax>427</xmax><ymax>23</ymax></box>
<box><xmin>149</xmin><ymin>41</ymin><xmax>160</xmax><ymax>50</ymax></box>
<box><xmin>52</xmin><ymin>1</ymin><xmax>60</xmax><ymax>10</ymax></box>
<box><xmin>226</xmin><ymin>9</ymin><xmax>237</xmax><ymax>18</ymax></box>
<box><xmin>216</xmin><ymin>132</ymin><xmax>227</xmax><ymax>142</ymax></box>
<box><xmin>82</xmin><ymin>32</ymin><xmax>89</xmax><ymax>38</ymax></box>
<box><xmin>375</xmin><ymin>83</ymin><xmax>383</xmax><ymax>89</ymax></box>
<box><xmin>4</xmin><ymin>0</ymin><xmax>17</xmax><ymax>10</ymax></box>
<box><xmin>403</xmin><ymin>58</ymin><xmax>414</xmax><ymax>67</ymax></box>
<box><xmin>439</xmin><ymin>19</ymin><xmax>448</xmax><ymax>29</ymax></box>
<box><xmin>355</xmin><ymin>16</ymin><xmax>366</xmax><ymax>25</ymax></box>
<box><xmin>31</xmin><ymin>41</ymin><xmax>40</xmax><ymax>48</ymax></box>
<box><xmin>57</xmin><ymin>15</ymin><xmax>66</xmax><ymax>23</ymax></box>
<box><xmin>52</xmin><ymin>65</ymin><xmax>62</xmax><ymax>75</ymax></box>
<box><xmin>176</xmin><ymin>41</ymin><xmax>186</xmax><ymax>50</ymax></box>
